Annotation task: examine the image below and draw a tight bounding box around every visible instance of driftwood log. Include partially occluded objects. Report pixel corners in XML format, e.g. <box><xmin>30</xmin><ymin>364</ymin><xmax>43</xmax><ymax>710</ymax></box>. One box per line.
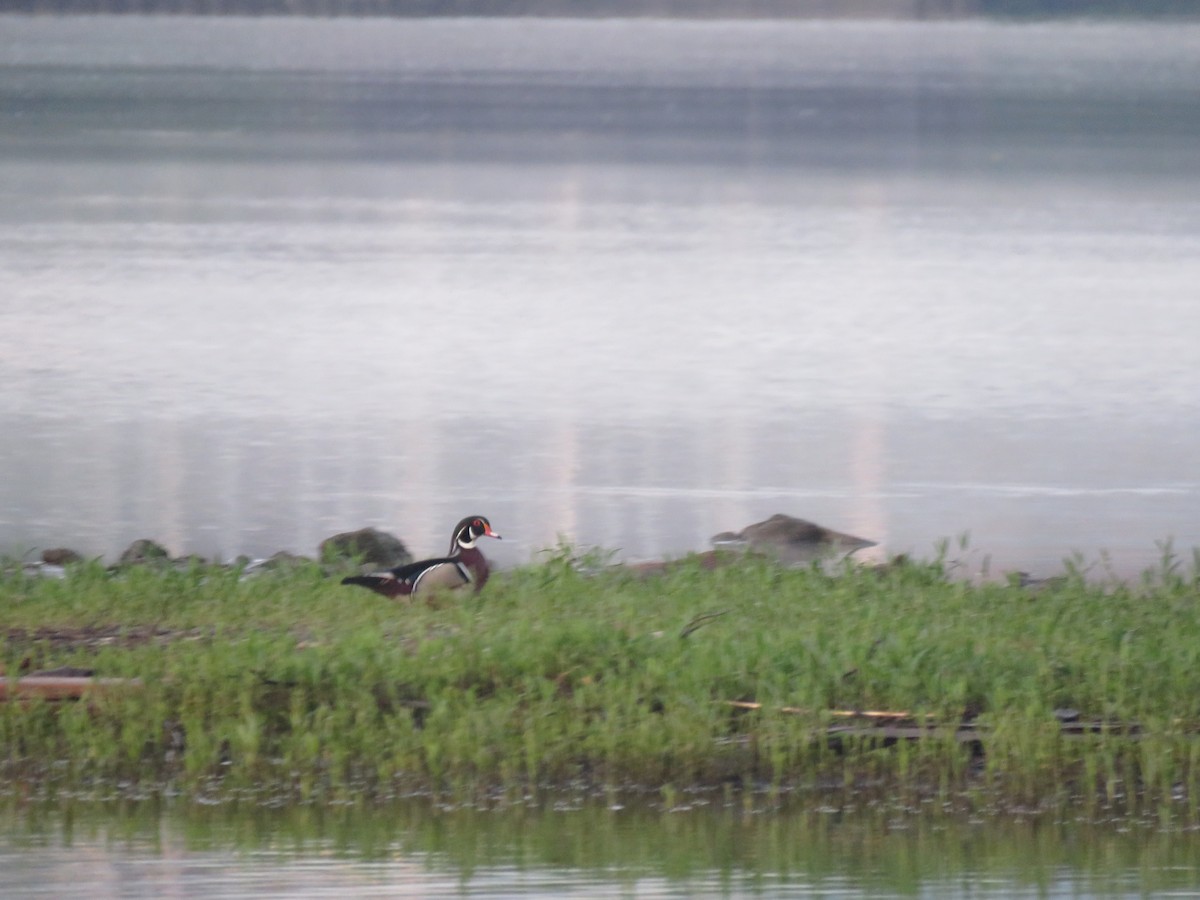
<box><xmin>0</xmin><ymin>676</ymin><xmax>142</xmax><ymax>702</ymax></box>
<box><xmin>723</xmin><ymin>700</ymin><xmax>1155</xmax><ymax>743</ymax></box>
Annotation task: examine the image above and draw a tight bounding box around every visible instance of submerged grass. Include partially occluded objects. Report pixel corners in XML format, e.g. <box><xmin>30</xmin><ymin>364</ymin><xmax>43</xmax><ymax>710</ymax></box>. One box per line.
<box><xmin>2</xmin><ymin>547</ymin><xmax>1199</xmax><ymax>813</ymax></box>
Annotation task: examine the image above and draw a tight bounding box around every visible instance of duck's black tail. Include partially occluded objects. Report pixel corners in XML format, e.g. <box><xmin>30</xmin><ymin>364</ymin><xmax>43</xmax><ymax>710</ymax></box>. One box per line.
<box><xmin>341</xmin><ymin>574</ymin><xmax>404</xmax><ymax>598</ymax></box>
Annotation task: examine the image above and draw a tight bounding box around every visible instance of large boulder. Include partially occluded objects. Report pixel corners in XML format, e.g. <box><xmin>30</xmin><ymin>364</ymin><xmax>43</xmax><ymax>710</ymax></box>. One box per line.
<box><xmin>320</xmin><ymin>527</ymin><xmax>412</xmax><ymax>569</ymax></box>
<box><xmin>42</xmin><ymin>548</ymin><xmax>84</xmax><ymax>566</ymax></box>
<box><xmin>118</xmin><ymin>538</ymin><xmax>172</xmax><ymax>567</ymax></box>
<box><xmin>711</xmin><ymin>513</ymin><xmax>876</xmax><ymax>566</ymax></box>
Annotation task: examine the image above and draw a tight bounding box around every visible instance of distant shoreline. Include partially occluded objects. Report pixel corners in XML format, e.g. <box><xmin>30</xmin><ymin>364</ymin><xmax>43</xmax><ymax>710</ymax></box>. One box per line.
<box><xmin>2</xmin><ymin>0</ymin><xmax>1199</xmax><ymax>20</ymax></box>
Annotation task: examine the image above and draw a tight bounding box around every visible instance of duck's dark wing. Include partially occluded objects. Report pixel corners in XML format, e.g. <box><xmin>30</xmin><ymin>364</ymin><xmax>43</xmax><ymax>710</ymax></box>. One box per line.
<box><xmin>341</xmin><ymin>556</ymin><xmax>469</xmax><ymax>598</ymax></box>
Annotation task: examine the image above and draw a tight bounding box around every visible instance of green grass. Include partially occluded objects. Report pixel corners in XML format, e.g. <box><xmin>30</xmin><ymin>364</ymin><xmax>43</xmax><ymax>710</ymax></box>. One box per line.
<box><xmin>2</xmin><ymin>546</ymin><xmax>1199</xmax><ymax>814</ymax></box>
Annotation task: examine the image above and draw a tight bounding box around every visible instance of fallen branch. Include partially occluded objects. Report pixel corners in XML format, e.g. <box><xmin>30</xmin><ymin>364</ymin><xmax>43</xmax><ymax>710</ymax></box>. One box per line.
<box><xmin>723</xmin><ymin>700</ymin><xmax>932</xmax><ymax>720</ymax></box>
<box><xmin>721</xmin><ymin>701</ymin><xmax>1184</xmax><ymax>742</ymax></box>
<box><xmin>0</xmin><ymin>676</ymin><xmax>143</xmax><ymax>702</ymax></box>
<box><xmin>680</xmin><ymin>611</ymin><xmax>729</xmax><ymax>639</ymax></box>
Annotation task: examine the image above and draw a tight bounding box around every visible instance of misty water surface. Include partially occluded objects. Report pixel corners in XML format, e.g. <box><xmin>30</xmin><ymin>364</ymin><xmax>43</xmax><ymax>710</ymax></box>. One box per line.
<box><xmin>1</xmin><ymin>16</ymin><xmax>1198</xmax><ymax>575</ymax></box>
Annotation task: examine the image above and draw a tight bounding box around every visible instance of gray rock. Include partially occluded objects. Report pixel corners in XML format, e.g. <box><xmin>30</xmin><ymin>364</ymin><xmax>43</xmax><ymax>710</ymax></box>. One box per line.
<box><xmin>242</xmin><ymin>551</ymin><xmax>314</xmax><ymax>576</ymax></box>
<box><xmin>118</xmin><ymin>538</ymin><xmax>172</xmax><ymax>567</ymax></box>
<box><xmin>1012</xmin><ymin>571</ymin><xmax>1068</xmax><ymax>593</ymax></box>
<box><xmin>711</xmin><ymin>513</ymin><xmax>876</xmax><ymax>566</ymax></box>
<box><xmin>42</xmin><ymin>547</ymin><xmax>84</xmax><ymax>566</ymax></box>
<box><xmin>171</xmin><ymin>554</ymin><xmax>208</xmax><ymax>570</ymax></box>
<box><xmin>319</xmin><ymin>527</ymin><xmax>412</xmax><ymax>568</ymax></box>
<box><xmin>262</xmin><ymin>550</ymin><xmax>313</xmax><ymax>569</ymax></box>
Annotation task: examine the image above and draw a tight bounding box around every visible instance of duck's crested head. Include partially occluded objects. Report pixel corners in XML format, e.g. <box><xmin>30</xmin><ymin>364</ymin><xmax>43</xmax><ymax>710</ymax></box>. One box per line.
<box><xmin>452</xmin><ymin>515</ymin><xmax>502</xmax><ymax>550</ymax></box>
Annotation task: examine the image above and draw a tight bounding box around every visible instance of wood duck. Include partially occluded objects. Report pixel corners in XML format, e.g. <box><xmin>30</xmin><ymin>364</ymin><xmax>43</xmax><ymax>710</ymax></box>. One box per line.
<box><xmin>711</xmin><ymin>513</ymin><xmax>876</xmax><ymax>566</ymax></box>
<box><xmin>341</xmin><ymin>515</ymin><xmax>501</xmax><ymax>599</ymax></box>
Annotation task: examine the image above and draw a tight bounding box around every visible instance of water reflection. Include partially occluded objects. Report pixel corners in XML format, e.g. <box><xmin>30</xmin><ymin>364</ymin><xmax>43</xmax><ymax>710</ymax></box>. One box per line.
<box><xmin>1</xmin><ymin>17</ymin><xmax>1199</xmax><ymax>576</ymax></box>
<box><xmin>3</xmin><ymin>409</ymin><xmax>1196</xmax><ymax>577</ymax></box>
<box><xmin>3</xmin><ymin>799</ymin><xmax>1200</xmax><ymax>898</ymax></box>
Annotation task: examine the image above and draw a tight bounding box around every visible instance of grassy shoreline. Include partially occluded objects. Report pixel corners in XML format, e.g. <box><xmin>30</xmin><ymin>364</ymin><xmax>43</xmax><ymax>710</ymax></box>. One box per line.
<box><xmin>3</xmin><ymin>547</ymin><xmax>1199</xmax><ymax>816</ymax></box>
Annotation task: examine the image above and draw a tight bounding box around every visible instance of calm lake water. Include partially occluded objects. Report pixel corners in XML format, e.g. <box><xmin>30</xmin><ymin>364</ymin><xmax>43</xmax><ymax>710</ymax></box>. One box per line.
<box><xmin>2</xmin><ymin>16</ymin><xmax>1199</xmax><ymax>577</ymax></box>
<box><xmin>4</xmin><ymin>798</ymin><xmax>1200</xmax><ymax>899</ymax></box>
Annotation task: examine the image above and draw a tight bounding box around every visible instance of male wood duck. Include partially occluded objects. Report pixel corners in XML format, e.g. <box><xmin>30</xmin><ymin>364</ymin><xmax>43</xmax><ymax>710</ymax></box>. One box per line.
<box><xmin>711</xmin><ymin>513</ymin><xmax>876</xmax><ymax>567</ymax></box>
<box><xmin>341</xmin><ymin>515</ymin><xmax>501</xmax><ymax>599</ymax></box>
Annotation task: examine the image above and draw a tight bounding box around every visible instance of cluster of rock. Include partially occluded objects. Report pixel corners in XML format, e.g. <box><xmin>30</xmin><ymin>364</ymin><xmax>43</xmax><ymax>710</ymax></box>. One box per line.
<box><xmin>16</xmin><ymin>526</ymin><xmax>414</xmax><ymax>578</ymax></box>
<box><xmin>15</xmin><ymin>514</ymin><xmax>884</xmax><ymax>581</ymax></box>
